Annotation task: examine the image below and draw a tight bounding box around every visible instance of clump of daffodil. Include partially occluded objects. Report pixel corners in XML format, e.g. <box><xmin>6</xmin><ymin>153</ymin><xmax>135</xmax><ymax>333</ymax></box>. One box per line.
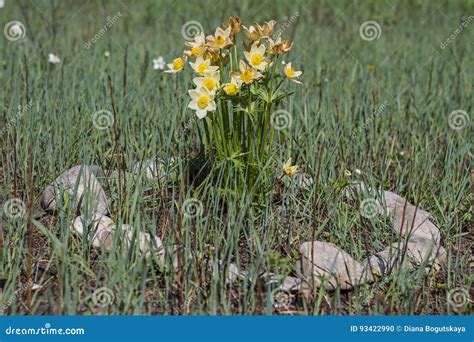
<box><xmin>167</xmin><ymin>17</ymin><xmax>303</xmax><ymax>203</ymax></box>
<box><xmin>283</xmin><ymin>158</ymin><xmax>299</xmax><ymax>176</ymax></box>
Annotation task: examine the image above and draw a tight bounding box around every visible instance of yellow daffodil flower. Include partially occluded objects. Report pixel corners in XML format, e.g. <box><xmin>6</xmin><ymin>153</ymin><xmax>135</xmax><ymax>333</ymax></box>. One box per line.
<box><xmin>206</xmin><ymin>26</ymin><xmax>233</xmax><ymax>51</ymax></box>
<box><xmin>190</xmin><ymin>56</ymin><xmax>219</xmax><ymax>76</ymax></box>
<box><xmin>244</xmin><ymin>42</ymin><xmax>268</xmax><ymax>71</ymax></box>
<box><xmin>185</xmin><ymin>32</ymin><xmax>206</xmax><ymax>57</ymax></box>
<box><xmin>283</xmin><ymin>62</ymin><xmax>302</xmax><ymax>84</ymax></box>
<box><xmin>283</xmin><ymin>158</ymin><xmax>299</xmax><ymax>176</ymax></box>
<box><xmin>222</xmin><ymin>77</ymin><xmax>242</xmax><ymax>96</ymax></box>
<box><xmin>188</xmin><ymin>87</ymin><xmax>216</xmax><ymax>119</ymax></box>
<box><xmin>193</xmin><ymin>70</ymin><xmax>220</xmax><ymax>94</ymax></box>
<box><xmin>165</xmin><ymin>56</ymin><xmax>187</xmax><ymax>73</ymax></box>
<box><xmin>232</xmin><ymin>60</ymin><xmax>262</xmax><ymax>85</ymax></box>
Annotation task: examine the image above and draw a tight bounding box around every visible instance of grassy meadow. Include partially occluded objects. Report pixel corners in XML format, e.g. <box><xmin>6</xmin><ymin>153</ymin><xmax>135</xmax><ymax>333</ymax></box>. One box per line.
<box><xmin>0</xmin><ymin>0</ymin><xmax>472</xmax><ymax>315</ymax></box>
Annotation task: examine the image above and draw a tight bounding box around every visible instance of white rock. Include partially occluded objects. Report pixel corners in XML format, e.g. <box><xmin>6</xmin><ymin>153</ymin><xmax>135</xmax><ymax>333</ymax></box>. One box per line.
<box><xmin>72</xmin><ymin>214</ymin><xmax>114</xmax><ymax>249</ymax></box>
<box><xmin>121</xmin><ymin>224</ymin><xmax>165</xmax><ymax>261</ymax></box>
<box><xmin>41</xmin><ymin>165</ymin><xmax>109</xmax><ymax>216</ymax></box>
<box><xmin>297</xmin><ymin>241</ymin><xmax>374</xmax><ymax>290</ymax></box>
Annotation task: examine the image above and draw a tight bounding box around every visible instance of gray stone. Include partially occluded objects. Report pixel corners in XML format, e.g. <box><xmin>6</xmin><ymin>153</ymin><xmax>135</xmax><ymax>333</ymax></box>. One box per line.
<box><xmin>297</xmin><ymin>241</ymin><xmax>374</xmax><ymax>290</ymax></box>
<box><xmin>41</xmin><ymin>165</ymin><xmax>109</xmax><ymax>216</ymax></box>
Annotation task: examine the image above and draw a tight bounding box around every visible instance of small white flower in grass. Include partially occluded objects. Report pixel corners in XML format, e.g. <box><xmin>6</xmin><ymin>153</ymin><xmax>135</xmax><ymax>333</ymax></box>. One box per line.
<box><xmin>188</xmin><ymin>86</ymin><xmax>216</xmax><ymax>119</ymax></box>
<box><xmin>354</xmin><ymin>169</ymin><xmax>362</xmax><ymax>175</ymax></box>
<box><xmin>283</xmin><ymin>62</ymin><xmax>302</xmax><ymax>84</ymax></box>
<box><xmin>244</xmin><ymin>42</ymin><xmax>268</xmax><ymax>71</ymax></box>
<box><xmin>189</xmin><ymin>56</ymin><xmax>218</xmax><ymax>76</ymax></box>
<box><xmin>153</xmin><ymin>56</ymin><xmax>166</xmax><ymax>70</ymax></box>
<box><xmin>104</xmin><ymin>51</ymin><xmax>110</xmax><ymax>58</ymax></box>
<box><xmin>192</xmin><ymin>70</ymin><xmax>220</xmax><ymax>94</ymax></box>
<box><xmin>48</xmin><ymin>53</ymin><xmax>60</xmax><ymax>64</ymax></box>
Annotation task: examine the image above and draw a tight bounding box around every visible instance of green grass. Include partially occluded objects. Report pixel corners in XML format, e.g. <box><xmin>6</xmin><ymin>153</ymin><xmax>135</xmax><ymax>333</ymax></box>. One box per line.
<box><xmin>0</xmin><ymin>0</ymin><xmax>472</xmax><ymax>315</ymax></box>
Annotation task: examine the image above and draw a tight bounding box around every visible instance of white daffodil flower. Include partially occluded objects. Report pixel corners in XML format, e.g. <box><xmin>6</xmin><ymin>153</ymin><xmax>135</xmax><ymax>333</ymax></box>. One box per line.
<box><xmin>187</xmin><ymin>86</ymin><xmax>216</xmax><ymax>119</ymax></box>
<box><xmin>189</xmin><ymin>56</ymin><xmax>218</xmax><ymax>76</ymax></box>
<box><xmin>192</xmin><ymin>70</ymin><xmax>220</xmax><ymax>94</ymax></box>
<box><xmin>244</xmin><ymin>42</ymin><xmax>267</xmax><ymax>71</ymax></box>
